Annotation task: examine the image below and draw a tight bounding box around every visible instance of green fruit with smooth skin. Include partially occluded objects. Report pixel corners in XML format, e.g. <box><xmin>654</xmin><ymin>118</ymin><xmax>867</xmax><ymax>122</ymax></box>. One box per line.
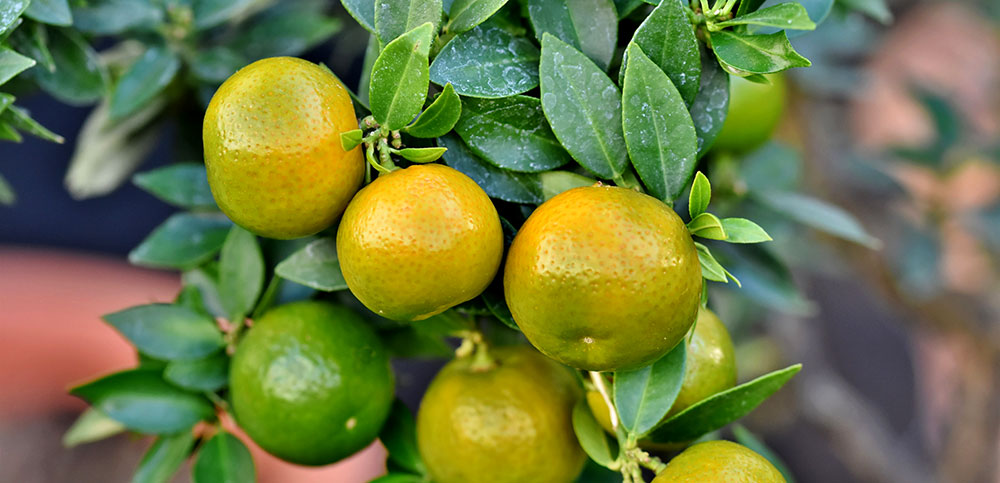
<box><xmin>668</xmin><ymin>307</ymin><xmax>737</xmax><ymax>418</ymax></box>
<box><xmin>229</xmin><ymin>301</ymin><xmax>393</xmax><ymax>466</ymax></box>
<box><xmin>652</xmin><ymin>440</ymin><xmax>786</xmax><ymax>482</ymax></box>
<box><xmin>204</xmin><ymin>57</ymin><xmax>364</xmax><ymax>239</ymax></box>
<box><xmin>504</xmin><ymin>186</ymin><xmax>702</xmax><ymax>371</ymax></box>
<box><xmin>712</xmin><ymin>73</ymin><xmax>786</xmax><ymax>154</ymax></box>
<box><xmin>416</xmin><ymin>345</ymin><xmax>586</xmax><ymax>483</ymax></box>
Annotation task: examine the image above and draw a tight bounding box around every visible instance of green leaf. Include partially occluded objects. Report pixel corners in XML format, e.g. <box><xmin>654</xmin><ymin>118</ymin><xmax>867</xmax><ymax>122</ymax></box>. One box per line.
<box><xmin>613</xmin><ymin>0</ymin><xmax>645</xmax><ymax>18</ymax></box>
<box><xmin>133</xmin><ymin>432</ymin><xmax>197</xmax><ymax>483</ymax></box>
<box><xmin>231</xmin><ymin>8</ymin><xmax>340</xmax><ymax>59</ymax></box>
<box><xmin>9</xmin><ymin>21</ymin><xmax>55</xmax><ymax>72</ymax></box>
<box><xmin>24</xmin><ymin>28</ymin><xmax>108</xmax><ymax>105</ymax></box>
<box><xmin>455</xmin><ymin>96</ymin><xmax>570</xmax><ymax>172</ymax></box>
<box><xmin>732</xmin><ymin>425</ymin><xmax>797</xmax><ymax>483</ymax></box>
<box><xmin>25</xmin><ymin>0</ymin><xmax>73</xmax><ymax>26</ymax></box>
<box><xmin>482</xmin><ymin>288</ymin><xmax>519</xmax><ymax>331</ymax></box>
<box><xmin>539</xmin><ymin>170</ymin><xmax>595</xmax><ymax>200</ymax></box>
<box><xmin>688</xmin><ymin>212</ymin><xmax>727</xmax><ymax>240</ymax></box>
<box><xmin>720</xmin><ymin>218</ymin><xmax>771</xmax><ymax>243</ymax></box>
<box><xmin>572</xmin><ymin>399</ymin><xmax>618</xmax><ymax>468</ymax></box>
<box><xmin>104</xmin><ymin>304</ymin><xmax>224</xmax><ymax>361</ymax></box>
<box><xmin>0</xmin><ymin>1</ymin><xmax>31</xmax><ymax>36</ymax></box>
<box><xmin>218</xmin><ymin>226</ymin><xmax>264</xmax><ymax>320</ymax></box>
<box><xmin>0</xmin><ymin>172</ymin><xmax>15</xmax><ymax>205</ymax></box>
<box><xmin>182</xmin><ymin>264</ymin><xmax>228</xmax><ymax>319</ymax></box>
<box><xmin>711</xmin><ymin>30</ymin><xmax>811</xmax><ymax>75</ymax></box>
<box><xmin>694</xmin><ymin>241</ymin><xmax>728</xmax><ymax>283</ymax></box>
<box><xmin>715</xmin><ymin>3</ymin><xmax>816</xmax><ymax>30</ymax></box>
<box><xmin>193</xmin><ymin>0</ymin><xmax>258</xmax><ymax>30</ymax></box>
<box><xmin>133</xmin><ymin>163</ymin><xmax>216</xmax><ymax>210</ymax></box>
<box><xmin>342</xmin><ymin>0</ymin><xmax>377</xmax><ymax>33</ymax></box>
<box><xmin>397</xmin><ymin>146</ymin><xmax>447</xmax><ymax>163</ymax></box>
<box><xmin>648</xmin><ymin>364</ymin><xmax>801</xmax><ymax>442</ymax></box>
<box><xmin>539</xmin><ymin>33</ymin><xmax>627</xmax><ymax>180</ymax></box>
<box><xmin>192</xmin><ymin>432</ymin><xmax>256</xmax><ymax>483</ymax></box>
<box><xmin>62</xmin><ymin>408</ymin><xmax>127</xmax><ymax>447</ymax></box>
<box><xmin>71</xmin><ymin>0</ymin><xmax>163</xmax><ymax>36</ymax></box>
<box><xmin>688</xmin><ymin>171</ymin><xmax>711</xmax><ymax>219</ymax></box>
<box><xmin>0</xmin><ymin>121</ymin><xmax>21</xmax><ymax>142</ymax></box>
<box><xmin>163</xmin><ymin>352</ymin><xmax>229</xmax><ymax>392</ymax></box>
<box><xmin>527</xmin><ymin>0</ymin><xmax>617</xmax><ymax>71</ymax></box>
<box><xmin>736</xmin><ymin>0</ymin><xmax>767</xmax><ymax>16</ymax></box>
<box><xmin>376</xmin><ymin>0</ymin><xmax>442</xmax><ymax>47</ymax></box>
<box><xmin>369</xmin><ymin>475</ymin><xmax>425</xmax><ymax>483</ymax></box>
<box><xmin>379</xmin><ymin>400</ymin><xmax>426</xmax><ymax>475</ymax></box>
<box><xmin>718</xmin><ymin>243</ymin><xmax>811</xmax><ymax>313</ymax></box>
<box><xmin>275</xmin><ymin>237</ymin><xmax>349</xmax><ymax>291</ymax></box>
<box><xmin>630</xmin><ymin>0</ymin><xmax>701</xmax><ymax>105</ymax></box>
<box><xmin>129</xmin><ymin>213</ymin><xmax>232</xmax><ymax>269</ymax></box>
<box><xmin>0</xmin><ymin>48</ymin><xmax>36</xmax><ymax>86</ymax></box>
<box><xmin>614</xmin><ymin>342</ymin><xmax>686</xmax><ymax>437</ymax></box>
<box><xmin>446</xmin><ymin>0</ymin><xmax>509</xmax><ymax>35</ymax></box>
<box><xmin>838</xmin><ymin>0</ymin><xmax>892</xmax><ymax>24</ymax></box>
<box><xmin>341</xmin><ymin>129</ymin><xmax>364</xmax><ymax>151</ymax></box>
<box><xmin>622</xmin><ymin>43</ymin><xmax>698</xmax><ymax>203</ymax></box>
<box><xmin>0</xmin><ymin>104</ymin><xmax>63</xmax><ymax>142</ymax></box>
<box><xmin>439</xmin><ymin>133</ymin><xmax>543</xmax><ymax>204</ymax></box>
<box><xmin>110</xmin><ymin>45</ymin><xmax>180</xmax><ymax>121</ymax></box>
<box><xmin>70</xmin><ymin>369</ymin><xmax>215</xmax><ymax>434</ymax></box>
<box><xmin>405</xmin><ymin>83</ymin><xmax>461</xmax><ymax>138</ymax></box>
<box><xmin>753</xmin><ymin>191</ymin><xmax>880</xmax><ymax>248</ymax></box>
<box><xmin>429</xmin><ymin>21</ymin><xmax>539</xmax><ymax>98</ymax></box>
<box><xmin>690</xmin><ymin>46</ymin><xmax>729</xmax><ymax>156</ymax></box>
<box><xmin>190</xmin><ymin>47</ymin><xmax>246</xmax><ymax>83</ymax></box>
<box><xmin>370</xmin><ymin>22</ymin><xmax>434</xmax><ymax>129</ymax></box>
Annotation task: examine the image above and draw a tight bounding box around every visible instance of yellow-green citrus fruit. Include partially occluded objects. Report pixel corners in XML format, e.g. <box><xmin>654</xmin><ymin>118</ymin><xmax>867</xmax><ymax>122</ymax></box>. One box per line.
<box><xmin>667</xmin><ymin>307</ymin><xmax>737</xmax><ymax>418</ymax></box>
<box><xmin>416</xmin><ymin>345</ymin><xmax>586</xmax><ymax>483</ymax></box>
<box><xmin>337</xmin><ymin>164</ymin><xmax>503</xmax><ymax>321</ymax></box>
<box><xmin>229</xmin><ymin>301</ymin><xmax>393</xmax><ymax>466</ymax></box>
<box><xmin>504</xmin><ymin>186</ymin><xmax>702</xmax><ymax>371</ymax></box>
<box><xmin>203</xmin><ymin>57</ymin><xmax>364</xmax><ymax>239</ymax></box>
<box><xmin>712</xmin><ymin>73</ymin><xmax>786</xmax><ymax>154</ymax></box>
<box><xmin>652</xmin><ymin>440</ymin><xmax>786</xmax><ymax>482</ymax></box>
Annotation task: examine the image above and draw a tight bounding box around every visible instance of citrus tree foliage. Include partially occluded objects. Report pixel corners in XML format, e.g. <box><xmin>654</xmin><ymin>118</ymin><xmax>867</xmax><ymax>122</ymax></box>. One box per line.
<box><xmin>44</xmin><ymin>0</ymin><xmax>886</xmax><ymax>482</ymax></box>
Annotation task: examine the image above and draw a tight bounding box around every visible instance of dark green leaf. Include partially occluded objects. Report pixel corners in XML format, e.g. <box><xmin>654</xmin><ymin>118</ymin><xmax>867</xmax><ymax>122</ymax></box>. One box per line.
<box><xmin>405</xmin><ymin>83</ymin><xmax>461</xmax><ymax>138</ymax></box>
<box><xmin>342</xmin><ymin>0</ymin><xmax>376</xmax><ymax>32</ymax></box>
<box><xmin>715</xmin><ymin>3</ymin><xmax>816</xmax><ymax>30</ymax></box>
<box><xmin>0</xmin><ymin>1</ymin><xmax>30</xmax><ymax>36</ymax></box>
<box><xmin>193</xmin><ymin>0</ymin><xmax>258</xmax><ymax>30</ymax></box>
<box><xmin>397</xmin><ymin>146</ymin><xmax>447</xmax><ymax>163</ymax></box>
<box><xmin>446</xmin><ymin>0</ymin><xmax>509</xmax><ymax>35</ymax></box>
<box><xmin>379</xmin><ymin>400</ymin><xmax>425</xmax><ymax>475</ymax></box>
<box><xmin>62</xmin><ymin>408</ymin><xmax>126</xmax><ymax>447</ymax></box>
<box><xmin>732</xmin><ymin>425</ymin><xmax>796</xmax><ymax>483</ymax></box>
<box><xmin>455</xmin><ymin>95</ymin><xmax>570</xmax><ymax>172</ymax></box>
<box><xmin>275</xmin><ymin>237</ymin><xmax>349</xmax><ymax>291</ymax></box>
<box><xmin>720</xmin><ymin>218</ymin><xmax>771</xmax><ymax>243</ymax></box>
<box><xmin>614</xmin><ymin>342</ymin><xmax>686</xmax><ymax>437</ymax></box>
<box><xmin>128</xmin><ymin>213</ymin><xmax>232</xmax><ymax>269</ymax></box>
<box><xmin>9</xmin><ymin>21</ymin><xmax>55</xmax><ymax>71</ymax></box>
<box><xmin>370</xmin><ymin>22</ymin><xmax>434</xmax><ymax>129</ymax></box>
<box><xmin>24</xmin><ymin>28</ymin><xmax>108</xmax><ymax>105</ymax></box>
<box><xmin>712</xmin><ymin>30</ymin><xmax>811</xmax><ymax>75</ymax></box>
<box><xmin>133</xmin><ymin>163</ymin><xmax>216</xmax><ymax>210</ymax></box>
<box><xmin>527</xmin><ymin>0</ymin><xmax>617</xmax><ymax>71</ymax></box>
<box><xmin>688</xmin><ymin>212</ymin><xmax>727</xmax><ymax>240</ymax></box>
<box><xmin>0</xmin><ymin>104</ymin><xmax>63</xmax><ymax>142</ymax></box>
<box><xmin>838</xmin><ymin>0</ymin><xmax>892</xmax><ymax>24</ymax></box>
<box><xmin>572</xmin><ymin>399</ymin><xmax>618</xmax><ymax>468</ymax></box>
<box><xmin>218</xmin><ymin>226</ymin><xmax>264</xmax><ymax>320</ymax></box>
<box><xmin>717</xmin><ymin>243</ymin><xmax>811</xmax><ymax>314</ymax></box>
<box><xmin>233</xmin><ymin>9</ymin><xmax>340</xmax><ymax>59</ymax></box>
<box><xmin>0</xmin><ymin>47</ymin><xmax>36</xmax><ymax>85</ymax></box>
<box><xmin>376</xmin><ymin>0</ymin><xmax>442</xmax><ymax>46</ymax></box>
<box><xmin>622</xmin><ymin>43</ymin><xmax>698</xmax><ymax>202</ymax></box>
<box><xmin>163</xmin><ymin>352</ymin><xmax>229</xmax><ymax>392</ymax></box>
<box><xmin>482</xmin><ymin>287</ymin><xmax>518</xmax><ymax>331</ymax></box>
<box><xmin>694</xmin><ymin>241</ymin><xmax>728</xmax><ymax>283</ymax></box>
<box><xmin>25</xmin><ymin>0</ymin><xmax>72</xmax><ymax>26</ymax></box>
<box><xmin>190</xmin><ymin>47</ymin><xmax>246</xmax><ymax>83</ymax></box>
<box><xmin>0</xmin><ymin>172</ymin><xmax>15</xmax><ymax>205</ymax></box>
<box><xmin>688</xmin><ymin>171</ymin><xmax>710</xmax><ymax>219</ymax></box>
<box><xmin>104</xmin><ymin>304</ymin><xmax>224</xmax><ymax>361</ymax></box>
<box><xmin>70</xmin><ymin>369</ymin><xmax>215</xmax><ymax>434</ymax></box>
<box><xmin>630</xmin><ymin>0</ymin><xmax>700</xmax><ymax>105</ymax></box>
<box><xmin>539</xmin><ymin>33</ymin><xmax>627</xmax><ymax>180</ymax></box>
<box><xmin>369</xmin><ymin>475</ymin><xmax>425</xmax><ymax>483</ymax></box>
<box><xmin>739</xmin><ymin>142</ymin><xmax>801</xmax><ymax>191</ymax></box>
<box><xmin>690</xmin><ymin>45</ymin><xmax>729</xmax><ymax>156</ymax></box>
<box><xmin>0</xmin><ymin>121</ymin><xmax>21</xmax><ymax>141</ymax></box>
<box><xmin>429</xmin><ymin>21</ymin><xmax>539</xmax><ymax>98</ymax></box>
<box><xmin>192</xmin><ymin>432</ymin><xmax>256</xmax><ymax>483</ymax></box>
<box><xmin>133</xmin><ymin>432</ymin><xmax>197</xmax><ymax>483</ymax></box>
<box><xmin>439</xmin><ymin>133</ymin><xmax>543</xmax><ymax>203</ymax></box>
<box><xmin>753</xmin><ymin>191</ymin><xmax>879</xmax><ymax>248</ymax></box>
<box><xmin>648</xmin><ymin>364</ymin><xmax>801</xmax><ymax>442</ymax></box>
<box><xmin>71</xmin><ymin>0</ymin><xmax>163</xmax><ymax>35</ymax></box>
<box><xmin>182</xmin><ymin>264</ymin><xmax>228</xmax><ymax>319</ymax></box>
<box><xmin>110</xmin><ymin>45</ymin><xmax>180</xmax><ymax>120</ymax></box>
<box><xmin>736</xmin><ymin>0</ymin><xmax>767</xmax><ymax>16</ymax></box>
<box><xmin>539</xmin><ymin>170</ymin><xmax>595</xmax><ymax>200</ymax></box>
<box><xmin>613</xmin><ymin>0</ymin><xmax>645</xmax><ymax>18</ymax></box>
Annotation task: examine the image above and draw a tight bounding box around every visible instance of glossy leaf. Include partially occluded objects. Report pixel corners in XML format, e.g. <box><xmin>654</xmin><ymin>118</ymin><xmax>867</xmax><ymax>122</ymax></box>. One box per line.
<box><xmin>128</xmin><ymin>213</ymin><xmax>232</xmax><ymax>269</ymax></box>
<box><xmin>341</xmin><ymin>129</ymin><xmax>364</xmax><ymax>151</ymax></box>
<box><xmin>70</xmin><ymin>0</ymin><xmax>163</xmax><ymax>35</ymax></box>
<box><xmin>695</xmin><ymin>242</ymin><xmax>728</xmax><ymax>283</ymax></box>
<box><xmin>110</xmin><ymin>45</ymin><xmax>180</xmax><ymax>121</ymax></box>
<box><xmin>193</xmin><ymin>0</ymin><xmax>258</xmax><ymax>30</ymax></box>
<box><xmin>613</xmin><ymin>0</ymin><xmax>645</xmax><ymax>18</ymax></box>
<box><xmin>429</xmin><ymin>21</ymin><xmax>539</xmax><ymax>98</ymax></box>
<box><xmin>275</xmin><ymin>237</ymin><xmax>349</xmax><ymax>291</ymax></box>
<box><xmin>527</xmin><ymin>0</ymin><xmax>617</xmax><ymax>71</ymax></box>
<box><xmin>163</xmin><ymin>352</ymin><xmax>229</xmax><ymax>392</ymax></box>
<box><xmin>753</xmin><ymin>191</ymin><xmax>879</xmax><ymax>248</ymax></box>
<box><xmin>446</xmin><ymin>0</ymin><xmax>509</xmax><ymax>35</ymax></box>
<box><xmin>439</xmin><ymin>133</ymin><xmax>543</xmax><ymax>204</ymax></box>
<box><xmin>342</xmin><ymin>0</ymin><xmax>377</xmax><ymax>32</ymax></box>
<box><xmin>630</xmin><ymin>0</ymin><xmax>700</xmax><ymax>105</ymax></box>
<box><xmin>648</xmin><ymin>364</ymin><xmax>802</xmax><ymax>442</ymax></box>
<box><xmin>456</xmin><ymin>96</ymin><xmax>570</xmax><ymax>172</ymax></box>
<box><xmin>688</xmin><ymin>171</ymin><xmax>711</xmax><ymax>219</ymax></box>
<box><xmin>0</xmin><ymin>1</ymin><xmax>30</xmax><ymax>36</ymax></box>
<box><xmin>405</xmin><ymin>83</ymin><xmax>461</xmax><ymax>138</ymax></box>
<box><xmin>572</xmin><ymin>399</ymin><xmax>617</xmax><ymax>468</ymax></box>
<box><xmin>192</xmin><ymin>432</ymin><xmax>256</xmax><ymax>483</ymax></box>
<box><xmin>539</xmin><ymin>170</ymin><xmax>594</xmax><ymax>200</ymax></box>
<box><xmin>231</xmin><ymin>8</ymin><xmax>340</xmax><ymax>59</ymax></box>
<box><xmin>370</xmin><ymin>22</ymin><xmax>434</xmax><ymax>129</ymax></box>
<box><xmin>24</xmin><ymin>28</ymin><xmax>107</xmax><ymax>105</ymax></box>
<box><xmin>690</xmin><ymin>45</ymin><xmax>729</xmax><ymax>156</ymax></box>
<box><xmin>614</xmin><ymin>342</ymin><xmax>686</xmax><ymax>437</ymax></box>
<box><xmin>62</xmin><ymin>408</ymin><xmax>126</xmax><ymax>447</ymax></box>
<box><xmin>622</xmin><ymin>44</ymin><xmax>698</xmax><ymax>202</ymax></box>
<box><xmin>715</xmin><ymin>3</ymin><xmax>816</xmax><ymax>30</ymax></box>
<box><xmin>133</xmin><ymin>432</ymin><xmax>197</xmax><ymax>483</ymax></box>
<box><xmin>712</xmin><ymin>30</ymin><xmax>810</xmax><ymax>75</ymax></box>
<box><xmin>688</xmin><ymin>212</ymin><xmax>727</xmax><ymax>240</ymax></box>
<box><xmin>0</xmin><ymin>48</ymin><xmax>36</xmax><ymax>85</ymax></box>
<box><xmin>25</xmin><ymin>0</ymin><xmax>72</xmax><ymax>26</ymax></box>
<box><xmin>376</xmin><ymin>0</ymin><xmax>442</xmax><ymax>46</ymax></box>
<box><xmin>539</xmin><ymin>34</ymin><xmax>627</xmax><ymax>180</ymax></box>
<box><xmin>218</xmin><ymin>226</ymin><xmax>265</xmax><ymax>320</ymax></box>
<box><xmin>0</xmin><ymin>105</ymin><xmax>63</xmax><ymax>142</ymax></box>
<box><xmin>379</xmin><ymin>400</ymin><xmax>425</xmax><ymax>475</ymax></box>
<box><xmin>103</xmin><ymin>304</ymin><xmax>224</xmax><ymax>361</ymax></box>
<box><xmin>720</xmin><ymin>218</ymin><xmax>772</xmax><ymax>243</ymax></box>
<box><xmin>133</xmin><ymin>163</ymin><xmax>215</xmax><ymax>210</ymax></box>
<box><xmin>70</xmin><ymin>369</ymin><xmax>215</xmax><ymax>434</ymax></box>
<box><xmin>397</xmin><ymin>146</ymin><xmax>447</xmax><ymax>163</ymax></box>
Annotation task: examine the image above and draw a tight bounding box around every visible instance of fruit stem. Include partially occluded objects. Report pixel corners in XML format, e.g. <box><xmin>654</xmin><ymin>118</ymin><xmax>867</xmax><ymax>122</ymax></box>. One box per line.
<box><xmin>589</xmin><ymin>371</ymin><xmax>619</xmax><ymax>432</ymax></box>
<box><xmin>628</xmin><ymin>447</ymin><xmax>668</xmax><ymax>474</ymax></box>
<box><xmin>456</xmin><ymin>330</ymin><xmax>497</xmax><ymax>371</ymax></box>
